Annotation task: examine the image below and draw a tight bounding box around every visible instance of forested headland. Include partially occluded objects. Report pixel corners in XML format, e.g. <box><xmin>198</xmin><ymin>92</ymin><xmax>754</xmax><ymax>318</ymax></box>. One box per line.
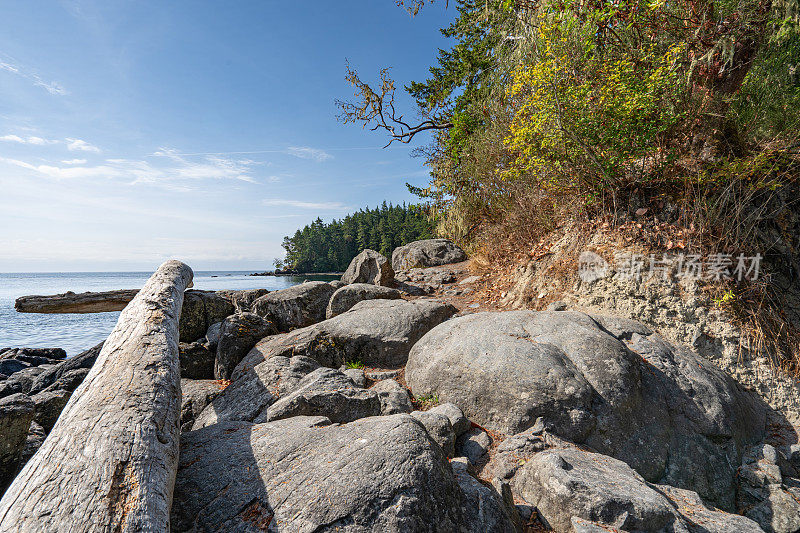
<box><xmin>275</xmin><ymin>203</ymin><xmax>434</xmax><ymax>272</ymax></box>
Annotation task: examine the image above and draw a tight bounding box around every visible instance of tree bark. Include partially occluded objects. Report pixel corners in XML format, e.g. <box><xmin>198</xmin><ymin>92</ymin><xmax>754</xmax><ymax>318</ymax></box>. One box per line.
<box><xmin>0</xmin><ymin>260</ymin><xmax>193</xmax><ymax>533</ymax></box>
<box><xmin>15</xmin><ymin>290</ymin><xmax>140</xmax><ymax>314</ymax></box>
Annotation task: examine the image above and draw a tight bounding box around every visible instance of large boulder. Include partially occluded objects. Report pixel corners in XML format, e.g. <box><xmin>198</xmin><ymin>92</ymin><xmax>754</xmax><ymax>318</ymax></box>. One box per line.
<box><xmin>178</xmin><ymin>341</ymin><xmax>215</xmax><ymax>380</ymax></box>
<box><xmin>737</xmin><ymin>444</ymin><xmax>800</xmax><ymax>533</ymax></box>
<box><xmin>406</xmin><ymin>311</ymin><xmax>767</xmax><ymax>510</ymax></box>
<box><xmin>179</xmin><ymin>290</ymin><xmax>235</xmax><ymax>342</ymax></box>
<box><xmin>514</xmin><ymin>445</ymin><xmax>762</xmax><ymax>532</ymax></box>
<box><xmin>30</xmin><ymin>389</ymin><xmax>71</xmax><ymax>432</ymax></box>
<box><xmin>214</xmin><ymin>312</ymin><xmax>277</xmax><ymax>380</ymax></box>
<box><xmin>179</xmin><ymin>379</ymin><xmax>223</xmax><ymax>432</ymax></box>
<box><xmin>326</xmin><ymin>283</ymin><xmax>402</xmax><ymax>318</ymax></box>
<box><xmin>216</xmin><ymin>288</ymin><xmax>270</xmax><ymax>313</ymax></box>
<box><xmin>172</xmin><ymin>415</ymin><xmax>515</xmax><ymax>532</ymax></box>
<box><xmin>392</xmin><ymin>239</ymin><xmax>467</xmax><ymax>271</ymax></box>
<box><xmin>0</xmin><ymin>366</ymin><xmax>50</xmax><ymax>398</ymax></box>
<box><xmin>263</xmin><ymin>367</ymin><xmax>380</xmax><ymax>423</ymax></box>
<box><xmin>0</xmin><ymin>393</ymin><xmax>34</xmax><ymax>495</ymax></box>
<box><xmin>341</xmin><ymin>249</ymin><xmax>394</xmax><ymax>286</ymax></box>
<box><xmin>235</xmin><ymin>299</ymin><xmax>458</xmax><ymax>377</ymax></box>
<box><xmin>251</xmin><ymin>281</ymin><xmax>335</xmax><ymax>332</ymax></box>
<box><xmin>192</xmin><ymin>355</ymin><xmax>320</xmax><ymax>429</ymax></box>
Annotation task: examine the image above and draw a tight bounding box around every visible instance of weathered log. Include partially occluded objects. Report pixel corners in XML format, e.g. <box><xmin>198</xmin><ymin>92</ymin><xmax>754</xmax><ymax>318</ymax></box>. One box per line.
<box><xmin>0</xmin><ymin>260</ymin><xmax>193</xmax><ymax>532</ymax></box>
<box><xmin>14</xmin><ymin>289</ymin><xmax>140</xmax><ymax>313</ymax></box>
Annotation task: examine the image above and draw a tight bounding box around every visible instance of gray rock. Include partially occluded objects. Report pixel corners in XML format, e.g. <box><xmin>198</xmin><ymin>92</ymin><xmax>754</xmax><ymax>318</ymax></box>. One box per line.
<box><xmin>0</xmin><ymin>348</ymin><xmax>66</xmax><ymax>361</ymax></box>
<box><xmin>18</xmin><ymin>421</ymin><xmax>45</xmax><ymax>468</ymax></box>
<box><xmin>27</xmin><ymin>342</ymin><xmax>102</xmax><ymax>395</ymax></box>
<box><xmin>180</xmin><ymin>379</ymin><xmax>223</xmax><ymax>432</ymax></box>
<box><xmin>737</xmin><ymin>443</ymin><xmax>800</xmax><ymax>533</ymax></box>
<box><xmin>0</xmin><ymin>365</ymin><xmax>48</xmax><ymax>398</ymax></box>
<box><xmin>411</xmin><ymin>410</ymin><xmax>455</xmax><ymax>457</ymax></box>
<box><xmin>406</xmin><ymin>310</ymin><xmax>767</xmax><ymax>510</ymax></box>
<box><xmin>178</xmin><ymin>341</ymin><xmax>215</xmax><ymax>380</ymax></box>
<box><xmin>365</xmin><ymin>368</ymin><xmax>402</xmax><ymax>381</ymax></box>
<box><xmin>262</xmin><ymin>367</ymin><xmax>381</xmax><ymax>424</ymax></box>
<box><xmin>0</xmin><ymin>359</ymin><xmax>29</xmax><ymax>376</ymax></box>
<box><xmin>326</xmin><ymin>283</ymin><xmax>401</xmax><ymax>318</ymax></box>
<box><xmin>216</xmin><ymin>288</ymin><xmax>270</xmax><ymax>313</ymax></box>
<box><xmin>329</xmin><ymin>279</ymin><xmax>346</xmax><ymax>289</ymax></box>
<box><xmin>173</xmin><ymin>415</ymin><xmax>513</xmax><ymax>532</ymax></box>
<box><xmin>31</xmin><ymin>389</ymin><xmax>71</xmax><ymax>432</ymax></box>
<box><xmin>251</xmin><ymin>281</ymin><xmax>335</xmax><ymax>331</ymax></box>
<box><xmin>235</xmin><ymin>299</ymin><xmax>458</xmax><ymax>376</ymax></box>
<box><xmin>214</xmin><ymin>312</ymin><xmax>277</xmax><ymax>380</ymax></box>
<box><xmin>459</xmin><ymin>275</ymin><xmax>481</xmax><ymax>285</ymax></box>
<box><xmin>372</xmin><ymin>378</ymin><xmax>414</xmax><ymax>415</ymax></box>
<box><xmin>392</xmin><ymin>238</ymin><xmax>467</xmax><ymax>271</ymax></box>
<box><xmin>429</xmin><ymin>402</ymin><xmax>471</xmax><ymax>437</ymax></box>
<box><xmin>179</xmin><ymin>289</ymin><xmax>235</xmax><ymax>342</ymax></box>
<box><xmin>204</xmin><ymin>321</ymin><xmax>223</xmax><ymax>348</ymax></box>
<box><xmin>515</xmin><ymin>446</ymin><xmax>763</xmax><ymax>533</ymax></box>
<box><xmin>342</xmin><ymin>367</ymin><xmax>366</xmax><ymax>387</ymax></box>
<box><xmin>457</xmin><ymin>427</ymin><xmax>492</xmax><ymax>465</ymax></box>
<box><xmin>0</xmin><ymin>393</ymin><xmax>34</xmax><ymax>495</ymax></box>
<box><xmin>192</xmin><ymin>355</ymin><xmax>321</xmax><ymax>429</ymax></box>
<box><xmin>341</xmin><ymin>249</ymin><xmax>394</xmax><ymax>286</ymax></box>
<box><xmin>450</xmin><ymin>459</ymin><xmax>518</xmax><ymax>533</ymax></box>
<box><xmin>41</xmin><ymin>368</ymin><xmax>90</xmax><ymax>393</ymax></box>
<box><xmin>546</xmin><ymin>300</ymin><xmax>568</xmax><ymax>311</ymax></box>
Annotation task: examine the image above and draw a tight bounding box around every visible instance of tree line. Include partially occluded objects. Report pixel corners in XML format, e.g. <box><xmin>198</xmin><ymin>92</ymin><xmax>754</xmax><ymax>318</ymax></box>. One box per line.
<box><xmin>275</xmin><ymin>202</ymin><xmax>435</xmax><ymax>272</ymax></box>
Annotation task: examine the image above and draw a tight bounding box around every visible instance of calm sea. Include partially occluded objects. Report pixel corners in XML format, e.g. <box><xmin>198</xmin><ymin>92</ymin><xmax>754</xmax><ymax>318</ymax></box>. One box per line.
<box><xmin>0</xmin><ymin>271</ymin><xmax>322</xmax><ymax>356</ymax></box>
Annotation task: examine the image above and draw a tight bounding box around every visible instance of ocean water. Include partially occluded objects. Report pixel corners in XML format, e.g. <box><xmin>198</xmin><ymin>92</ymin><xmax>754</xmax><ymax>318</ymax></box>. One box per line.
<box><xmin>0</xmin><ymin>271</ymin><xmax>321</xmax><ymax>356</ymax></box>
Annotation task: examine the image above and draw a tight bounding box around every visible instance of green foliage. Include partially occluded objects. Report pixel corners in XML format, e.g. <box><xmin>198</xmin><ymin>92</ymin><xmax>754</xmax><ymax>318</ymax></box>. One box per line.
<box><xmin>413</xmin><ymin>392</ymin><xmax>440</xmax><ymax>409</ymax></box>
<box><xmin>344</xmin><ymin>360</ymin><xmax>365</xmax><ymax>370</ymax></box>
<box><xmin>278</xmin><ymin>203</ymin><xmax>434</xmax><ymax>272</ymax></box>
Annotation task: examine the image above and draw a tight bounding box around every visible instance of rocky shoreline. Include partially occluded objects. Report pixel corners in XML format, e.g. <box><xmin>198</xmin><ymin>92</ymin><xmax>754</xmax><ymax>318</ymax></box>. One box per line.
<box><xmin>1</xmin><ymin>239</ymin><xmax>799</xmax><ymax>532</ymax></box>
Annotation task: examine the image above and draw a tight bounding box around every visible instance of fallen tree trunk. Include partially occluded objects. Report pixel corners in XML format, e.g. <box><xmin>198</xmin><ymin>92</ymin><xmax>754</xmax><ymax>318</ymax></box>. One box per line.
<box><xmin>0</xmin><ymin>260</ymin><xmax>193</xmax><ymax>532</ymax></box>
<box><xmin>15</xmin><ymin>289</ymin><xmax>140</xmax><ymax>313</ymax></box>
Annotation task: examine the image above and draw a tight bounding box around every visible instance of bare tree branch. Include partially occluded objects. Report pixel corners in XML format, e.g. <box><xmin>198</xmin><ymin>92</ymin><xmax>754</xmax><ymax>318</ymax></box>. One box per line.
<box><xmin>336</xmin><ymin>61</ymin><xmax>453</xmax><ymax>147</ymax></box>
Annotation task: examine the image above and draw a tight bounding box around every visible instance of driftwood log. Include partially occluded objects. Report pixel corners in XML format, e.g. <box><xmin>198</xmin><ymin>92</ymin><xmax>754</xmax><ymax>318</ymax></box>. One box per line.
<box><xmin>15</xmin><ymin>289</ymin><xmax>140</xmax><ymax>313</ymax></box>
<box><xmin>0</xmin><ymin>260</ymin><xmax>193</xmax><ymax>532</ymax></box>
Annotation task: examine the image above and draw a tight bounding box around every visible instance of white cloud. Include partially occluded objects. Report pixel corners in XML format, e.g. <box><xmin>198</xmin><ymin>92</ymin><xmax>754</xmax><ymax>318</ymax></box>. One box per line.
<box><xmin>262</xmin><ymin>198</ymin><xmax>348</xmax><ymax>210</ymax></box>
<box><xmin>66</xmin><ymin>138</ymin><xmax>100</xmax><ymax>152</ymax></box>
<box><xmin>286</xmin><ymin>146</ymin><xmax>333</xmax><ymax>162</ymax></box>
<box><xmin>0</xmin><ymin>149</ymin><xmax>260</xmax><ymax>186</ymax></box>
<box><xmin>0</xmin><ymin>134</ymin><xmax>59</xmax><ymax>145</ymax></box>
<box><xmin>0</xmin><ymin>56</ymin><xmax>67</xmax><ymax>96</ymax></box>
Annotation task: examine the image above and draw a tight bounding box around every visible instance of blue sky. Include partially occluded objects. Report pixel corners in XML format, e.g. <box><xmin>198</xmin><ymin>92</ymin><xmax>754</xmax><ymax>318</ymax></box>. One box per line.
<box><xmin>0</xmin><ymin>1</ymin><xmax>454</xmax><ymax>272</ymax></box>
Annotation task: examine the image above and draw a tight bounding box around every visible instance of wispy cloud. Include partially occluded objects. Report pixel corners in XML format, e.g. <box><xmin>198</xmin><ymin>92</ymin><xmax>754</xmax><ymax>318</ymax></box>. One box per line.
<box><xmin>286</xmin><ymin>146</ymin><xmax>333</xmax><ymax>162</ymax></box>
<box><xmin>0</xmin><ymin>57</ymin><xmax>67</xmax><ymax>96</ymax></box>
<box><xmin>1</xmin><ymin>134</ymin><xmax>99</xmax><ymax>152</ymax></box>
<box><xmin>262</xmin><ymin>198</ymin><xmax>348</xmax><ymax>210</ymax></box>
<box><xmin>66</xmin><ymin>138</ymin><xmax>100</xmax><ymax>152</ymax></box>
<box><xmin>0</xmin><ymin>148</ymin><xmax>260</xmax><ymax>187</ymax></box>
<box><xmin>0</xmin><ymin>134</ymin><xmax>59</xmax><ymax>145</ymax></box>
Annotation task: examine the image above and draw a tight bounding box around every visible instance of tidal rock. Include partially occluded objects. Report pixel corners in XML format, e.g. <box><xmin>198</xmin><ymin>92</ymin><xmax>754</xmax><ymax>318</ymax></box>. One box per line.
<box><xmin>192</xmin><ymin>355</ymin><xmax>320</xmax><ymax>429</ymax></box>
<box><xmin>341</xmin><ymin>249</ymin><xmax>395</xmax><ymax>286</ymax></box>
<box><xmin>325</xmin><ymin>283</ymin><xmax>401</xmax><ymax>318</ymax></box>
<box><xmin>214</xmin><ymin>312</ymin><xmax>276</xmax><ymax>380</ymax></box>
<box><xmin>178</xmin><ymin>341</ymin><xmax>215</xmax><ymax>380</ymax></box>
<box><xmin>0</xmin><ymin>393</ymin><xmax>34</xmax><ymax>495</ymax></box>
<box><xmin>0</xmin><ymin>359</ymin><xmax>29</xmax><ymax>376</ymax></box>
<box><xmin>179</xmin><ymin>290</ymin><xmax>235</xmax><ymax>342</ymax></box>
<box><xmin>0</xmin><ymin>348</ymin><xmax>66</xmax><ymax>364</ymax></box>
<box><xmin>0</xmin><ymin>366</ymin><xmax>49</xmax><ymax>398</ymax></box>
<box><xmin>406</xmin><ymin>310</ymin><xmax>766</xmax><ymax>510</ymax></box>
<box><xmin>19</xmin><ymin>421</ymin><xmax>46</xmax><ymax>468</ymax></box>
<box><xmin>31</xmin><ymin>389</ymin><xmax>71</xmax><ymax>432</ymax></box>
<box><xmin>235</xmin><ymin>299</ymin><xmax>458</xmax><ymax>375</ymax></box>
<box><xmin>204</xmin><ymin>321</ymin><xmax>223</xmax><ymax>348</ymax></box>
<box><xmin>180</xmin><ymin>379</ymin><xmax>223</xmax><ymax>432</ymax></box>
<box><xmin>173</xmin><ymin>415</ymin><xmax>514</xmax><ymax>532</ymax></box>
<box><xmin>41</xmin><ymin>368</ymin><xmax>89</xmax><ymax>393</ymax></box>
<box><xmin>392</xmin><ymin>239</ymin><xmax>467</xmax><ymax>271</ymax></box>
<box><xmin>262</xmin><ymin>367</ymin><xmax>380</xmax><ymax>423</ymax></box>
<box><xmin>372</xmin><ymin>378</ymin><xmax>414</xmax><ymax>415</ymax></box>
<box><xmin>251</xmin><ymin>281</ymin><xmax>335</xmax><ymax>331</ymax></box>
<box><xmin>27</xmin><ymin>342</ymin><xmax>102</xmax><ymax>395</ymax></box>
